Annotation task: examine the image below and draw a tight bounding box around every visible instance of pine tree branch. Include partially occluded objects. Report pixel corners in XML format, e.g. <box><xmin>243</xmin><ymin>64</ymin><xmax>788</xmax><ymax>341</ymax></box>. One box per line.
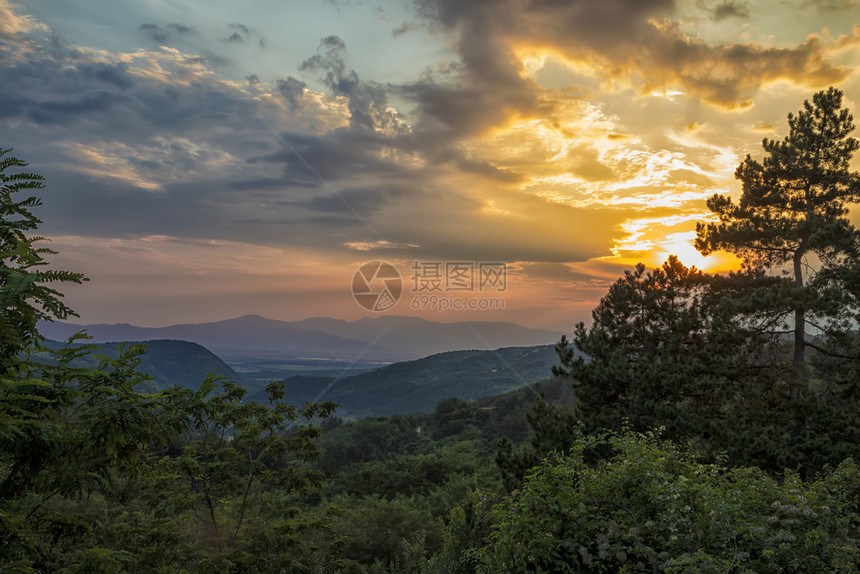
<box><xmin>804</xmin><ymin>318</ymin><xmax>843</xmax><ymax>338</ymax></box>
<box><xmin>804</xmin><ymin>340</ymin><xmax>860</xmax><ymax>361</ymax></box>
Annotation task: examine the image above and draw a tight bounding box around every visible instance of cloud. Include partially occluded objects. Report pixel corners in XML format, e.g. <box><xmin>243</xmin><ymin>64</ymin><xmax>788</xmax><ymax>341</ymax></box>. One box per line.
<box><xmin>413</xmin><ymin>0</ymin><xmax>848</xmax><ymax>110</ymax></box>
<box><xmin>2</xmin><ymin>0</ymin><xmax>858</xmax><ymax>327</ymax></box>
<box><xmin>230</xmin><ymin>23</ymin><xmax>251</xmax><ymax>36</ymax></box>
<box><xmin>223</xmin><ymin>23</ymin><xmax>265</xmax><ymax>47</ymax></box>
<box><xmin>518</xmin><ymin>262</ymin><xmax>605</xmax><ymax>284</ymax></box>
<box><xmin>75</xmin><ymin>62</ymin><xmax>135</xmax><ymax>89</ymax></box>
<box><xmin>3</xmin><ymin>2</ymin><xmax>735</xmax><ymax>269</ymax></box>
<box><xmin>299</xmin><ymin>36</ymin><xmax>399</xmax><ymax>131</ymax></box>
<box><xmin>139</xmin><ymin>22</ymin><xmax>195</xmax><ymax>45</ymax></box>
<box><xmin>697</xmin><ymin>0</ymin><xmax>750</xmax><ymax>20</ymax></box>
<box><xmin>167</xmin><ymin>23</ymin><xmax>194</xmax><ymax>34</ymax></box>
<box><xmin>803</xmin><ymin>0</ymin><xmax>860</xmax><ymax>12</ymax></box>
<box><xmin>276</xmin><ymin>76</ymin><xmax>306</xmax><ymax>109</ymax></box>
<box><xmin>0</xmin><ymin>0</ymin><xmax>43</xmax><ymax>40</ymax></box>
<box><xmin>392</xmin><ymin>22</ymin><xmax>413</xmax><ymax>38</ymax></box>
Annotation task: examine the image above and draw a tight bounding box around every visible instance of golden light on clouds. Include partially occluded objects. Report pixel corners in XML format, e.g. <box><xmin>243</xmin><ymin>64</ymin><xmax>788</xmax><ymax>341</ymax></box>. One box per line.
<box><xmin>604</xmin><ymin>212</ymin><xmax>739</xmax><ymax>271</ymax></box>
<box><xmin>2</xmin><ymin>0</ymin><xmax>858</xmax><ymax>329</ymax></box>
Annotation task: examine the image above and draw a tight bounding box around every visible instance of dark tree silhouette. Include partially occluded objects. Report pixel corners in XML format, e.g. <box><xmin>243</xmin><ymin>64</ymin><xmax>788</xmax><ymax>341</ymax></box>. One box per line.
<box><xmin>696</xmin><ymin>87</ymin><xmax>860</xmax><ymax>399</ymax></box>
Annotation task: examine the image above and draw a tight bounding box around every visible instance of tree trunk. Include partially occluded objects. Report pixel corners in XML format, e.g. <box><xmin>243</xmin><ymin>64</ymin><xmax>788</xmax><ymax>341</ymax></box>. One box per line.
<box><xmin>791</xmin><ymin>250</ymin><xmax>807</xmax><ymax>400</ymax></box>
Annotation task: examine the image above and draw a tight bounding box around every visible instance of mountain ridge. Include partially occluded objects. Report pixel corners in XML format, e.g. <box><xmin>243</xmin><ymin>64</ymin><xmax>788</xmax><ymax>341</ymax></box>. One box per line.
<box><xmin>38</xmin><ymin>314</ymin><xmax>561</xmax><ymax>363</ymax></box>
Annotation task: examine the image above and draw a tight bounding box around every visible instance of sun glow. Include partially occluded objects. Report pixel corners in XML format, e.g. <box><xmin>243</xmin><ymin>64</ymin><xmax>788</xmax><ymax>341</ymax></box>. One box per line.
<box><xmin>657</xmin><ymin>231</ymin><xmax>739</xmax><ymax>272</ymax></box>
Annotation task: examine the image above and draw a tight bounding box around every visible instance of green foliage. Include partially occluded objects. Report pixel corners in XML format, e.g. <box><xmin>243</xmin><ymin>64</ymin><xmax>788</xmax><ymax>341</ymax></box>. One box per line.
<box><xmin>0</xmin><ymin>340</ymin><xmax>174</xmax><ymax>571</ymax></box>
<box><xmin>496</xmin><ymin>392</ymin><xmax>579</xmax><ymax>491</ymax></box>
<box><xmin>150</xmin><ymin>377</ymin><xmax>336</xmax><ymax>549</ymax></box>
<box><xmin>552</xmin><ymin>257</ymin><xmax>760</xmax><ymax>443</ymax></box>
<box><xmin>431</xmin><ymin>489</ymin><xmax>497</xmax><ymax>574</ymax></box>
<box><xmin>0</xmin><ymin>148</ymin><xmax>86</xmax><ymax>373</ymax></box>
<box><xmin>317</xmin><ymin>414</ymin><xmax>429</xmax><ymax>475</ymax></box>
<box><xmin>479</xmin><ymin>429</ymin><xmax>860</xmax><ymax>573</ymax></box>
<box><xmin>323</xmin><ymin>494</ymin><xmax>444</xmax><ymax>568</ymax></box>
<box><xmin>0</xmin><ymin>148</ymin><xmax>339</xmax><ymax>573</ymax></box>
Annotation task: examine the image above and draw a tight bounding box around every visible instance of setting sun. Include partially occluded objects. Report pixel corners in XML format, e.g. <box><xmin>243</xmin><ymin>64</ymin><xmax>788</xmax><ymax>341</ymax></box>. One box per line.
<box><xmin>656</xmin><ymin>232</ymin><xmax>739</xmax><ymax>272</ymax></box>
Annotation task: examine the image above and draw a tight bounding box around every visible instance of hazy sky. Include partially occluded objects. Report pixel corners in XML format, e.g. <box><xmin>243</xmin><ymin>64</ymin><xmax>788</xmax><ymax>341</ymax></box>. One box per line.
<box><xmin>2</xmin><ymin>0</ymin><xmax>859</xmax><ymax>330</ymax></box>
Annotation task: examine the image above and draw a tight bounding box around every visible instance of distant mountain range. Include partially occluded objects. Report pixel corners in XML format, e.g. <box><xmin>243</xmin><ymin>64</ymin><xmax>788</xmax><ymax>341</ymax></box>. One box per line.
<box><xmin>36</xmin><ymin>315</ymin><xmax>569</xmax><ymax>418</ymax></box>
<box><xmin>37</xmin><ymin>315</ymin><xmax>561</xmax><ymax>363</ymax></box>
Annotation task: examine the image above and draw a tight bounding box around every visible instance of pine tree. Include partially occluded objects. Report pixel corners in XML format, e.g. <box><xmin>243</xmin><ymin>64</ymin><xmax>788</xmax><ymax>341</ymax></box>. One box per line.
<box><xmin>695</xmin><ymin>87</ymin><xmax>860</xmax><ymax>399</ymax></box>
<box><xmin>553</xmin><ymin>256</ymin><xmax>745</xmax><ymax>439</ymax></box>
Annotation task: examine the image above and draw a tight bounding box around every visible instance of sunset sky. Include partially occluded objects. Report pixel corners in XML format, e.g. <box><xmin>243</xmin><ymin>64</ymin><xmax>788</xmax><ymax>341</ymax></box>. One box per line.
<box><xmin>2</xmin><ymin>0</ymin><xmax>859</xmax><ymax>331</ymax></box>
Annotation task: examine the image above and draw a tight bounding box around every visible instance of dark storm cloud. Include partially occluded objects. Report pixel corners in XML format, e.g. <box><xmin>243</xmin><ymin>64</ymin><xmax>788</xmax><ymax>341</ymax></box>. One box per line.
<box><xmin>706</xmin><ymin>1</ymin><xmax>750</xmax><ymax>20</ymax></box>
<box><xmin>0</xmin><ymin>29</ymin><xmax>462</xmax><ymax>256</ymax></box>
<box><xmin>139</xmin><ymin>22</ymin><xmax>194</xmax><ymax>44</ymax></box>
<box><xmin>396</xmin><ymin>79</ymin><xmax>535</xmax><ymax>138</ymax></box>
<box><xmin>300</xmin><ymin>36</ymin><xmax>401</xmax><ymax>131</ymax></box>
<box><xmin>248</xmin><ymin>129</ymin><xmax>415</xmax><ymax>185</ymax></box>
<box><xmin>391</xmin><ymin>22</ymin><xmax>412</xmax><ymax>38</ymax></box>
<box><xmin>266</xmin><ymin>35</ymin><xmax>523</xmax><ymax>187</ymax></box>
<box><xmin>74</xmin><ymin>62</ymin><xmax>135</xmax><ymax>89</ymax></box>
<box><xmin>0</xmin><ymin>38</ymin><xmax>298</xmax><ymax>241</ymax></box>
<box><xmin>229</xmin><ymin>23</ymin><xmax>251</xmax><ymax>36</ymax></box>
<box><xmin>0</xmin><ymin>53</ymin><xmax>139</xmax><ymax>124</ymax></box>
<box><xmin>276</xmin><ymin>76</ymin><xmax>306</xmax><ymax>109</ymax></box>
<box><xmin>403</xmin><ymin>1</ymin><xmax>541</xmax><ymax>136</ymax></box>
<box><xmin>223</xmin><ymin>23</ymin><xmax>265</xmax><ymax>47</ymax></box>
<box><xmin>412</xmin><ymin>0</ymin><xmax>845</xmax><ymax>109</ymax></box>
<box><xmin>167</xmin><ymin>23</ymin><xmax>194</xmax><ymax>33</ymax></box>
<box><xmin>229</xmin><ymin>177</ymin><xmax>310</xmax><ymax>191</ymax></box>
<box><xmin>299</xmin><ymin>184</ymin><xmax>411</xmax><ymax>215</ymax></box>
<box><xmin>26</xmin><ymin>92</ymin><xmax>135</xmax><ymax>125</ymax></box>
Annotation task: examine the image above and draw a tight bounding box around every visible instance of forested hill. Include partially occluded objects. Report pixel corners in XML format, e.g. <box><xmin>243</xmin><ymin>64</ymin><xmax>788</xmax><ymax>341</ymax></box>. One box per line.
<box><xmin>39</xmin><ymin>337</ymin><xmax>562</xmax><ymax>418</ymax></box>
<box><xmin>39</xmin><ymin>339</ymin><xmax>245</xmax><ymax>393</ymax></box>
<box><xmin>249</xmin><ymin>345</ymin><xmax>562</xmax><ymax>418</ymax></box>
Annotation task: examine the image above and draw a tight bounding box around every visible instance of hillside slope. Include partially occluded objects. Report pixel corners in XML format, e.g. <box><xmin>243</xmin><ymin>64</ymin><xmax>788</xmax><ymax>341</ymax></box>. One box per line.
<box><xmin>251</xmin><ymin>345</ymin><xmax>564</xmax><ymax>418</ymax></box>
<box><xmin>40</xmin><ymin>339</ymin><xmax>247</xmax><ymax>394</ymax></box>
